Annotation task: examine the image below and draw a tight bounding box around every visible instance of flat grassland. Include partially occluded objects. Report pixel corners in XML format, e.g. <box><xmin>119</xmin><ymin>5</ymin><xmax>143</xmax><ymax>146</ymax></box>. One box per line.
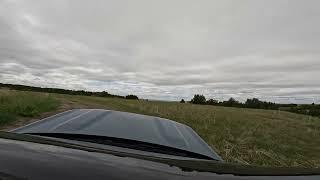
<box><xmin>1</xmin><ymin>89</ymin><xmax>319</xmax><ymax>168</ymax></box>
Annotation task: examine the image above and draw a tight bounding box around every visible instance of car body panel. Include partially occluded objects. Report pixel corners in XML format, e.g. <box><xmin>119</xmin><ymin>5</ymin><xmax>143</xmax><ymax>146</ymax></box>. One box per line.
<box><xmin>0</xmin><ymin>136</ymin><xmax>319</xmax><ymax>180</ymax></box>
<box><xmin>13</xmin><ymin>109</ymin><xmax>222</xmax><ymax>160</ymax></box>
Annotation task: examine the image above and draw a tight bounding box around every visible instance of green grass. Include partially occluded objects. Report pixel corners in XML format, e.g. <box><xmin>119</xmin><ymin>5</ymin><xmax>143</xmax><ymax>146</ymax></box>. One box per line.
<box><xmin>1</xmin><ymin>89</ymin><xmax>320</xmax><ymax>168</ymax></box>
<box><xmin>0</xmin><ymin>90</ymin><xmax>60</xmax><ymax>125</ymax></box>
<box><xmin>58</xmin><ymin>94</ymin><xmax>320</xmax><ymax>168</ymax></box>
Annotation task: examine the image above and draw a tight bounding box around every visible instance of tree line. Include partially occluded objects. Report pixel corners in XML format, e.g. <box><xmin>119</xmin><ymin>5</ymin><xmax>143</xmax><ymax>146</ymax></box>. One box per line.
<box><xmin>186</xmin><ymin>94</ymin><xmax>280</xmax><ymax>109</ymax></box>
<box><xmin>182</xmin><ymin>94</ymin><xmax>320</xmax><ymax>117</ymax></box>
<box><xmin>285</xmin><ymin>104</ymin><xmax>320</xmax><ymax>117</ymax></box>
<box><xmin>0</xmin><ymin>83</ymin><xmax>139</xmax><ymax>100</ymax></box>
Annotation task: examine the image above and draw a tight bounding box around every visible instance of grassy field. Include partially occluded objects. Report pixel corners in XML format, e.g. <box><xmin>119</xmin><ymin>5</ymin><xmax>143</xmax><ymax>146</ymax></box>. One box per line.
<box><xmin>1</xmin><ymin>89</ymin><xmax>320</xmax><ymax>168</ymax></box>
<box><xmin>0</xmin><ymin>90</ymin><xmax>60</xmax><ymax>126</ymax></box>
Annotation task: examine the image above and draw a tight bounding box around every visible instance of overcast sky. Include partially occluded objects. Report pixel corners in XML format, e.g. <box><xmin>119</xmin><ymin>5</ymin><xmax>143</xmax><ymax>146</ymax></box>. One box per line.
<box><xmin>0</xmin><ymin>0</ymin><xmax>319</xmax><ymax>103</ymax></box>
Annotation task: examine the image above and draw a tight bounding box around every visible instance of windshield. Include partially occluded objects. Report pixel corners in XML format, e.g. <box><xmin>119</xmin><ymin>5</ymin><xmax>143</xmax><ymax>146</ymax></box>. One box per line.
<box><xmin>0</xmin><ymin>0</ymin><xmax>320</xmax><ymax>176</ymax></box>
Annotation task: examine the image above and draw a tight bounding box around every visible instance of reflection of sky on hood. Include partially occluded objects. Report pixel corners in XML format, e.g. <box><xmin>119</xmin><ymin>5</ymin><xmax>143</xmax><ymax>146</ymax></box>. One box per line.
<box><xmin>1</xmin><ymin>0</ymin><xmax>320</xmax><ymax>103</ymax></box>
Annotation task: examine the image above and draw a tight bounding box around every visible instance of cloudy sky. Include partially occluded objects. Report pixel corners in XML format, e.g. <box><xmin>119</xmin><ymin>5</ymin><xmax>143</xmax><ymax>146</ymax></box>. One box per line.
<box><xmin>0</xmin><ymin>0</ymin><xmax>319</xmax><ymax>103</ymax></box>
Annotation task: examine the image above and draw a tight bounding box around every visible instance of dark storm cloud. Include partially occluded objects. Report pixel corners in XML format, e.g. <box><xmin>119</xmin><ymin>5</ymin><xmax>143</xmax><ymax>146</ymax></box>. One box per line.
<box><xmin>0</xmin><ymin>0</ymin><xmax>320</xmax><ymax>102</ymax></box>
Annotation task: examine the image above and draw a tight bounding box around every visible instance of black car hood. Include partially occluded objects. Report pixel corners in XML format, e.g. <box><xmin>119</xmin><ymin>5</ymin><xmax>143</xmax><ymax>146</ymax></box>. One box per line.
<box><xmin>0</xmin><ymin>134</ymin><xmax>319</xmax><ymax>180</ymax></box>
<box><xmin>13</xmin><ymin>109</ymin><xmax>222</xmax><ymax>160</ymax></box>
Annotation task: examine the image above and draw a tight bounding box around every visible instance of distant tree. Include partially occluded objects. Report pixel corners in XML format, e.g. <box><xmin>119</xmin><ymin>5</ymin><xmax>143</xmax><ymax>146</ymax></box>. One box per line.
<box><xmin>190</xmin><ymin>94</ymin><xmax>206</xmax><ymax>105</ymax></box>
<box><xmin>222</xmin><ymin>97</ymin><xmax>241</xmax><ymax>107</ymax></box>
<box><xmin>97</xmin><ymin>91</ymin><xmax>109</xmax><ymax>97</ymax></box>
<box><xmin>180</xmin><ymin>99</ymin><xmax>185</xmax><ymax>103</ymax></box>
<box><xmin>245</xmin><ymin>98</ymin><xmax>279</xmax><ymax>109</ymax></box>
<box><xmin>207</xmin><ymin>99</ymin><xmax>218</xmax><ymax>105</ymax></box>
<box><xmin>125</xmin><ymin>95</ymin><xmax>139</xmax><ymax>100</ymax></box>
<box><xmin>245</xmin><ymin>98</ymin><xmax>261</xmax><ymax>108</ymax></box>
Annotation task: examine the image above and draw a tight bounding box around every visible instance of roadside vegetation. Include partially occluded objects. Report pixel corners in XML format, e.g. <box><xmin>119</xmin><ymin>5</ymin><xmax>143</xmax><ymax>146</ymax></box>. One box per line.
<box><xmin>0</xmin><ymin>90</ymin><xmax>60</xmax><ymax>126</ymax></box>
<box><xmin>0</xmin><ymin>88</ymin><xmax>319</xmax><ymax>168</ymax></box>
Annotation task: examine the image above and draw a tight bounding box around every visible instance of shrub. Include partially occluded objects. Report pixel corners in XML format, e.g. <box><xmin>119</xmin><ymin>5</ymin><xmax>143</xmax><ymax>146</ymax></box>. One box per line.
<box><xmin>126</xmin><ymin>95</ymin><xmax>139</xmax><ymax>100</ymax></box>
<box><xmin>207</xmin><ymin>99</ymin><xmax>218</xmax><ymax>105</ymax></box>
<box><xmin>191</xmin><ymin>94</ymin><xmax>206</xmax><ymax>104</ymax></box>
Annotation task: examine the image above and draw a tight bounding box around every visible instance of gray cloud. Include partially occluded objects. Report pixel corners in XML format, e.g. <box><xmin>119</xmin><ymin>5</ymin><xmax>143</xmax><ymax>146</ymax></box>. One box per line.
<box><xmin>0</xmin><ymin>0</ymin><xmax>320</xmax><ymax>103</ymax></box>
